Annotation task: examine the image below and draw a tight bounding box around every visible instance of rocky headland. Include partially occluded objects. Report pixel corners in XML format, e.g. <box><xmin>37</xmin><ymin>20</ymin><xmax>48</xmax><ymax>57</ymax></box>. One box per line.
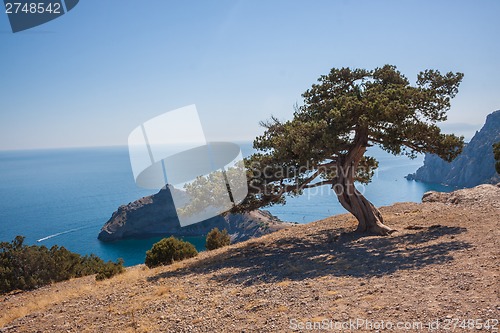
<box><xmin>407</xmin><ymin>110</ymin><xmax>500</xmax><ymax>187</ymax></box>
<box><xmin>98</xmin><ymin>186</ymin><xmax>294</xmax><ymax>243</ymax></box>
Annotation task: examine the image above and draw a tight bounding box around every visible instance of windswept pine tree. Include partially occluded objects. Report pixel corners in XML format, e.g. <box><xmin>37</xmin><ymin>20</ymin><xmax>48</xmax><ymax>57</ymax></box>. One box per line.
<box><xmin>238</xmin><ymin>65</ymin><xmax>464</xmax><ymax>235</ymax></box>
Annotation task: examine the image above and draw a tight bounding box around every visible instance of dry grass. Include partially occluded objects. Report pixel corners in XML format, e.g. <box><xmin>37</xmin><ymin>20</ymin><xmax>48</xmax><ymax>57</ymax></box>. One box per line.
<box><xmin>243</xmin><ymin>299</ymin><xmax>268</xmax><ymax>312</ymax></box>
<box><xmin>275</xmin><ymin>305</ymin><xmax>289</xmax><ymax>312</ymax></box>
<box><xmin>276</xmin><ymin>280</ymin><xmax>292</xmax><ymax>287</ymax></box>
<box><xmin>0</xmin><ymin>265</ymin><xmax>151</xmax><ymax>327</ymax></box>
<box><xmin>309</xmin><ymin>316</ymin><xmax>329</xmax><ymax>322</ymax></box>
<box><xmin>0</xmin><ymin>282</ymin><xmax>94</xmax><ymax>327</ymax></box>
<box><xmin>325</xmin><ymin>290</ymin><xmax>338</xmax><ymax>296</ymax></box>
<box><xmin>155</xmin><ymin>285</ymin><xmax>171</xmax><ymax>297</ymax></box>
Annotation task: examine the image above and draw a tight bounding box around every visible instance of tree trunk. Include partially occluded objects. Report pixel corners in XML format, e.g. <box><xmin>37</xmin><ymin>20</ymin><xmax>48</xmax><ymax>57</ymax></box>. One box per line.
<box><xmin>331</xmin><ymin>128</ymin><xmax>395</xmax><ymax>235</ymax></box>
<box><xmin>333</xmin><ymin>133</ymin><xmax>396</xmax><ymax>235</ymax></box>
<box><xmin>334</xmin><ymin>179</ymin><xmax>395</xmax><ymax>235</ymax></box>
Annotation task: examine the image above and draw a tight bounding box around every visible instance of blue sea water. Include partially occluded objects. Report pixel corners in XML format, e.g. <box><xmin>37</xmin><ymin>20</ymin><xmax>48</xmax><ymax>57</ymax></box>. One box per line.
<box><xmin>0</xmin><ymin>144</ymin><xmax>452</xmax><ymax>266</ymax></box>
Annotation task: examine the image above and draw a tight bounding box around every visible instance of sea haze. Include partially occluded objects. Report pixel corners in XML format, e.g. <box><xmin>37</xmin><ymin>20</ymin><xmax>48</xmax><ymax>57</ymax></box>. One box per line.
<box><xmin>0</xmin><ymin>144</ymin><xmax>452</xmax><ymax>266</ymax></box>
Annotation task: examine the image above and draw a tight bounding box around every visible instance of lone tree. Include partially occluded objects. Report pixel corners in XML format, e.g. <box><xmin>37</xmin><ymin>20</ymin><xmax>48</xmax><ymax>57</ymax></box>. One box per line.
<box><xmin>239</xmin><ymin>65</ymin><xmax>464</xmax><ymax>235</ymax></box>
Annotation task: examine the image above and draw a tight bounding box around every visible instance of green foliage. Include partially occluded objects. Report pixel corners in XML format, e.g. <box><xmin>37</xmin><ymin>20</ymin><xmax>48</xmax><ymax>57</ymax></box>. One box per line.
<box><xmin>0</xmin><ymin>236</ymin><xmax>124</xmax><ymax>294</ymax></box>
<box><xmin>178</xmin><ymin>156</ymin><xmax>247</xmax><ymax>220</ymax></box>
<box><xmin>96</xmin><ymin>258</ymin><xmax>125</xmax><ymax>281</ymax></box>
<box><xmin>145</xmin><ymin>236</ymin><xmax>198</xmax><ymax>268</ymax></box>
<box><xmin>238</xmin><ymin>65</ymin><xmax>465</xmax><ymax>211</ymax></box>
<box><xmin>494</xmin><ymin>142</ymin><xmax>500</xmax><ymax>174</ymax></box>
<box><xmin>205</xmin><ymin>228</ymin><xmax>231</xmax><ymax>251</ymax></box>
<box><xmin>177</xmin><ymin>170</ymin><xmax>229</xmax><ymax>219</ymax></box>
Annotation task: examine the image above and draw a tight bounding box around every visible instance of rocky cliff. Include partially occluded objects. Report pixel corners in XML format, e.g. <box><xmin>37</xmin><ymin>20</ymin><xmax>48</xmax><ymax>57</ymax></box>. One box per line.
<box><xmin>407</xmin><ymin>110</ymin><xmax>500</xmax><ymax>187</ymax></box>
<box><xmin>98</xmin><ymin>186</ymin><xmax>293</xmax><ymax>242</ymax></box>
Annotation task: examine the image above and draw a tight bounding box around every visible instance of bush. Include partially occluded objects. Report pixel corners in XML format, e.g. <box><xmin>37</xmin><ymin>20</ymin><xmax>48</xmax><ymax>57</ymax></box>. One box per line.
<box><xmin>0</xmin><ymin>236</ymin><xmax>125</xmax><ymax>294</ymax></box>
<box><xmin>205</xmin><ymin>228</ymin><xmax>231</xmax><ymax>251</ymax></box>
<box><xmin>96</xmin><ymin>258</ymin><xmax>125</xmax><ymax>281</ymax></box>
<box><xmin>145</xmin><ymin>236</ymin><xmax>198</xmax><ymax>268</ymax></box>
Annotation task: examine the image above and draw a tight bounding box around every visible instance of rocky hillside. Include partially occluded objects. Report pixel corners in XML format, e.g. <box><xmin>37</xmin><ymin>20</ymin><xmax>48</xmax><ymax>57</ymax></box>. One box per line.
<box><xmin>407</xmin><ymin>110</ymin><xmax>500</xmax><ymax>187</ymax></box>
<box><xmin>2</xmin><ymin>184</ymin><xmax>498</xmax><ymax>332</ymax></box>
<box><xmin>98</xmin><ymin>186</ymin><xmax>293</xmax><ymax>243</ymax></box>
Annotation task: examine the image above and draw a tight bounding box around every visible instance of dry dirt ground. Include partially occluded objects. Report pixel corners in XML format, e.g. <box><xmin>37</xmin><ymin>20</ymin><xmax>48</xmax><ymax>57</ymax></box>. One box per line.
<box><xmin>1</xmin><ymin>185</ymin><xmax>499</xmax><ymax>332</ymax></box>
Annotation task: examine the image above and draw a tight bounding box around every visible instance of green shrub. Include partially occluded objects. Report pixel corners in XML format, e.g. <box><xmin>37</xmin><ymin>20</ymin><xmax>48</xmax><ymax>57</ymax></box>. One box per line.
<box><xmin>0</xmin><ymin>236</ymin><xmax>125</xmax><ymax>294</ymax></box>
<box><xmin>145</xmin><ymin>236</ymin><xmax>198</xmax><ymax>268</ymax></box>
<box><xmin>96</xmin><ymin>258</ymin><xmax>125</xmax><ymax>281</ymax></box>
<box><xmin>205</xmin><ymin>228</ymin><xmax>231</xmax><ymax>251</ymax></box>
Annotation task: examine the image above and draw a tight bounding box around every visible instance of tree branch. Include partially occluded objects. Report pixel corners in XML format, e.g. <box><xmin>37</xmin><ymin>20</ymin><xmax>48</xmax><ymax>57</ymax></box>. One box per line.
<box><xmin>303</xmin><ymin>180</ymin><xmax>334</xmax><ymax>189</ymax></box>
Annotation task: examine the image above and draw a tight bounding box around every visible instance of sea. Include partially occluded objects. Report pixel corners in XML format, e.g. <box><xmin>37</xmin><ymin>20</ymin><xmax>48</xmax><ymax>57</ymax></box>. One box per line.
<box><xmin>0</xmin><ymin>143</ymin><xmax>452</xmax><ymax>266</ymax></box>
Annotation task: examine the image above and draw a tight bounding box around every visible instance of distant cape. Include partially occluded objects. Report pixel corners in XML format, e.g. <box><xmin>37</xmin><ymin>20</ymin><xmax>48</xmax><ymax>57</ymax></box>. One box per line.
<box><xmin>98</xmin><ymin>186</ymin><xmax>294</xmax><ymax>242</ymax></box>
<box><xmin>407</xmin><ymin>110</ymin><xmax>500</xmax><ymax>188</ymax></box>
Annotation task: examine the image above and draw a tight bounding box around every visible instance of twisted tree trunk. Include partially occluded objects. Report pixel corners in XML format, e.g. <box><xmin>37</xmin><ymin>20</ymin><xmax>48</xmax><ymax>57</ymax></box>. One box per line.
<box><xmin>333</xmin><ymin>176</ymin><xmax>395</xmax><ymax>235</ymax></box>
<box><xmin>332</xmin><ymin>130</ymin><xmax>396</xmax><ymax>236</ymax></box>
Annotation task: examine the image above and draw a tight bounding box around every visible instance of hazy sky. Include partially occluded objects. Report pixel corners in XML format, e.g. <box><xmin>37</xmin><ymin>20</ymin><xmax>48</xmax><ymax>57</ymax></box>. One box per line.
<box><xmin>0</xmin><ymin>0</ymin><xmax>499</xmax><ymax>150</ymax></box>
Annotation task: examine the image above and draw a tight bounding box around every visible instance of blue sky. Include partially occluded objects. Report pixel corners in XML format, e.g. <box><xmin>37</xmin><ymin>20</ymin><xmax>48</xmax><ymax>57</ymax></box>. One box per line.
<box><xmin>0</xmin><ymin>0</ymin><xmax>499</xmax><ymax>150</ymax></box>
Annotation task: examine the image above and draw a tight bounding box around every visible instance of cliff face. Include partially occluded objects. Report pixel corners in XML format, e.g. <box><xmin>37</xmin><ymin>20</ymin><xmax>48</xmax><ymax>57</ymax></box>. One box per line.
<box><xmin>98</xmin><ymin>187</ymin><xmax>293</xmax><ymax>242</ymax></box>
<box><xmin>408</xmin><ymin>110</ymin><xmax>500</xmax><ymax>187</ymax></box>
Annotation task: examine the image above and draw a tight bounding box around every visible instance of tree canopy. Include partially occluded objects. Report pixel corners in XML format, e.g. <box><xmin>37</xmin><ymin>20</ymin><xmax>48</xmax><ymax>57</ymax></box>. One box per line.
<box><xmin>238</xmin><ymin>65</ymin><xmax>464</xmax><ymax>235</ymax></box>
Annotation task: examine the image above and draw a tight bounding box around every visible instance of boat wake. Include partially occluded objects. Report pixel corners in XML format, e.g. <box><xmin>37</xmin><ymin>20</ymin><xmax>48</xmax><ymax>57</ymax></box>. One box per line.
<box><xmin>36</xmin><ymin>226</ymin><xmax>89</xmax><ymax>242</ymax></box>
